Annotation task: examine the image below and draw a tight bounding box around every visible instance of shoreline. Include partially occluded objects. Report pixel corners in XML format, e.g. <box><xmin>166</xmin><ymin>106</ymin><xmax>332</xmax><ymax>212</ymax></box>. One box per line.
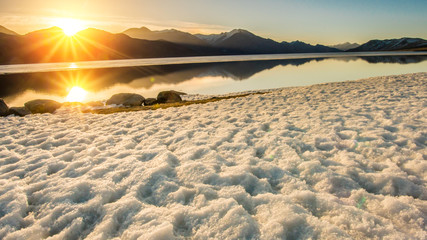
<box><xmin>0</xmin><ymin>72</ymin><xmax>426</xmax><ymax>239</ymax></box>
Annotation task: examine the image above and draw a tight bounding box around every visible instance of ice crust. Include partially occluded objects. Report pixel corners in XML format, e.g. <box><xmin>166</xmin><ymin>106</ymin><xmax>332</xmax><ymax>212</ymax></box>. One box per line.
<box><xmin>0</xmin><ymin>73</ymin><xmax>426</xmax><ymax>239</ymax></box>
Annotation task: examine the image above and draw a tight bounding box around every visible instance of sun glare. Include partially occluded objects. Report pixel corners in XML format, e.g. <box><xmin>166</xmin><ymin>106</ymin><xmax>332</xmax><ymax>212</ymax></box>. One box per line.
<box><xmin>68</xmin><ymin>63</ymin><xmax>78</xmax><ymax>69</ymax></box>
<box><xmin>66</xmin><ymin>86</ymin><xmax>88</xmax><ymax>102</ymax></box>
<box><xmin>54</xmin><ymin>18</ymin><xmax>87</xmax><ymax>36</ymax></box>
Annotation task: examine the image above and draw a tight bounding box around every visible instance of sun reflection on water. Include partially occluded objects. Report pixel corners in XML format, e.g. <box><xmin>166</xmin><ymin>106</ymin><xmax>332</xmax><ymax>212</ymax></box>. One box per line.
<box><xmin>68</xmin><ymin>63</ymin><xmax>78</xmax><ymax>69</ymax></box>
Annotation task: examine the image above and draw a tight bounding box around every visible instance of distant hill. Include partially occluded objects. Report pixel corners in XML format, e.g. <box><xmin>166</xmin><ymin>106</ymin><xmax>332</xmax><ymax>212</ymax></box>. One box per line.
<box><xmin>0</xmin><ymin>25</ymin><xmax>18</xmax><ymax>35</ymax></box>
<box><xmin>3</xmin><ymin>26</ymin><xmax>424</xmax><ymax>65</ymax></box>
<box><xmin>197</xmin><ymin>29</ymin><xmax>289</xmax><ymax>54</ymax></box>
<box><xmin>329</xmin><ymin>42</ymin><xmax>360</xmax><ymax>51</ymax></box>
<box><xmin>195</xmin><ymin>29</ymin><xmax>254</xmax><ymax>46</ymax></box>
<box><xmin>123</xmin><ymin>27</ymin><xmax>207</xmax><ymax>46</ymax></box>
<box><xmin>348</xmin><ymin>38</ymin><xmax>427</xmax><ymax>51</ymax></box>
<box><xmin>0</xmin><ymin>27</ymin><xmax>343</xmax><ymax>64</ymax></box>
<box><xmin>195</xmin><ymin>29</ymin><xmax>340</xmax><ymax>54</ymax></box>
<box><xmin>0</xmin><ymin>27</ymin><xmax>204</xmax><ymax>64</ymax></box>
<box><xmin>283</xmin><ymin>40</ymin><xmax>341</xmax><ymax>53</ymax></box>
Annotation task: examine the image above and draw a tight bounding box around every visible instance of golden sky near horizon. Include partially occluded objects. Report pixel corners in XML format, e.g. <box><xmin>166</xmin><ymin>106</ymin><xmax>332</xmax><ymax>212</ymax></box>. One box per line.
<box><xmin>1</xmin><ymin>0</ymin><xmax>426</xmax><ymax>45</ymax></box>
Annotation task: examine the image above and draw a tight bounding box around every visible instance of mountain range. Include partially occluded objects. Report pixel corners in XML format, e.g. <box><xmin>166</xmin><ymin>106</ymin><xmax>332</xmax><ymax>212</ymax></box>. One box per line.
<box><xmin>123</xmin><ymin>27</ymin><xmax>207</xmax><ymax>46</ymax></box>
<box><xmin>124</xmin><ymin>27</ymin><xmax>340</xmax><ymax>54</ymax></box>
<box><xmin>348</xmin><ymin>38</ymin><xmax>427</xmax><ymax>52</ymax></box>
<box><xmin>0</xmin><ymin>25</ymin><xmax>426</xmax><ymax>65</ymax></box>
<box><xmin>0</xmin><ymin>27</ymin><xmax>204</xmax><ymax>64</ymax></box>
<box><xmin>120</xmin><ymin>27</ymin><xmax>427</xmax><ymax>53</ymax></box>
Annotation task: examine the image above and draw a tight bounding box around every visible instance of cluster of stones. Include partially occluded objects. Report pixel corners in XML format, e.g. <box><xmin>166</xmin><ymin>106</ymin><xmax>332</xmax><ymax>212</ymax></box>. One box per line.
<box><xmin>106</xmin><ymin>90</ymin><xmax>185</xmax><ymax>107</ymax></box>
<box><xmin>105</xmin><ymin>90</ymin><xmax>185</xmax><ymax>106</ymax></box>
<box><xmin>0</xmin><ymin>90</ymin><xmax>185</xmax><ymax>117</ymax></box>
<box><xmin>0</xmin><ymin>99</ymin><xmax>58</xmax><ymax>117</ymax></box>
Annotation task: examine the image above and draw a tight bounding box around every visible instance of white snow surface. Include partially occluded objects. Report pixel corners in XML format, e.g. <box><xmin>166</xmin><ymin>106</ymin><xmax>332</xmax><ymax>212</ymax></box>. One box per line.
<box><xmin>0</xmin><ymin>73</ymin><xmax>426</xmax><ymax>239</ymax></box>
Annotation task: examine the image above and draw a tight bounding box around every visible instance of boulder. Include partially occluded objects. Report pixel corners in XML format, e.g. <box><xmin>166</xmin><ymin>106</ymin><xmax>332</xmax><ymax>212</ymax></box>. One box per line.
<box><xmin>106</xmin><ymin>93</ymin><xmax>145</xmax><ymax>107</ymax></box>
<box><xmin>0</xmin><ymin>99</ymin><xmax>9</xmax><ymax>116</ymax></box>
<box><xmin>144</xmin><ymin>98</ymin><xmax>158</xmax><ymax>106</ymax></box>
<box><xmin>8</xmin><ymin>107</ymin><xmax>31</xmax><ymax>117</ymax></box>
<box><xmin>24</xmin><ymin>99</ymin><xmax>62</xmax><ymax>114</ymax></box>
<box><xmin>157</xmin><ymin>91</ymin><xmax>183</xmax><ymax>104</ymax></box>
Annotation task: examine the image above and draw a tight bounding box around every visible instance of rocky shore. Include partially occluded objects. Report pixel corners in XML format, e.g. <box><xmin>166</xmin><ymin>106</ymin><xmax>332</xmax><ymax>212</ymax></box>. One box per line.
<box><xmin>0</xmin><ymin>90</ymin><xmax>187</xmax><ymax>117</ymax></box>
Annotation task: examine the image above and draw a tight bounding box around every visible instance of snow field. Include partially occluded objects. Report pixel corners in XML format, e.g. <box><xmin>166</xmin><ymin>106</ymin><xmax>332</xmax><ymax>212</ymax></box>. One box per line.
<box><xmin>0</xmin><ymin>72</ymin><xmax>426</xmax><ymax>239</ymax></box>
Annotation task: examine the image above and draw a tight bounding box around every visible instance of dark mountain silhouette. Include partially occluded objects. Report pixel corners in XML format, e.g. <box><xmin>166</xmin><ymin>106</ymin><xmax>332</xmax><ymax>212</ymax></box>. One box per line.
<box><xmin>282</xmin><ymin>40</ymin><xmax>341</xmax><ymax>53</ymax></box>
<box><xmin>0</xmin><ymin>27</ymin><xmax>210</xmax><ymax>64</ymax></box>
<box><xmin>348</xmin><ymin>38</ymin><xmax>427</xmax><ymax>51</ymax></box>
<box><xmin>2</xmin><ymin>26</ymin><xmax>425</xmax><ymax>65</ymax></box>
<box><xmin>195</xmin><ymin>29</ymin><xmax>340</xmax><ymax>54</ymax></box>
<box><xmin>329</xmin><ymin>42</ymin><xmax>360</xmax><ymax>51</ymax></box>
<box><xmin>0</xmin><ymin>32</ymin><xmax>21</xmax><ymax>63</ymax></box>
<box><xmin>123</xmin><ymin>27</ymin><xmax>208</xmax><ymax>46</ymax></box>
<box><xmin>0</xmin><ymin>25</ymin><xmax>18</xmax><ymax>35</ymax></box>
<box><xmin>0</xmin><ymin>27</ymin><xmax>341</xmax><ymax>64</ymax></box>
<box><xmin>199</xmin><ymin>29</ymin><xmax>289</xmax><ymax>54</ymax></box>
<box><xmin>74</xmin><ymin>28</ymin><xmax>202</xmax><ymax>60</ymax></box>
<box><xmin>196</xmin><ymin>29</ymin><xmax>256</xmax><ymax>46</ymax></box>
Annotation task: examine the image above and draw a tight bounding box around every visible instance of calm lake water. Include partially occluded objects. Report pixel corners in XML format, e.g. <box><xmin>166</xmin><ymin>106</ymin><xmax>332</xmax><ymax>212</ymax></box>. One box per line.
<box><xmin>1</xmin><ymin>53</ymin><xmax>426</xmax><ymax>106</ymax></box>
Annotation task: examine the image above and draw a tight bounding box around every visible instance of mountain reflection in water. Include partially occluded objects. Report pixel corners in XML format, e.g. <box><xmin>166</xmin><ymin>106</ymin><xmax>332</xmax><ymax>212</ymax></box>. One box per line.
<box><xmin>1</xmin><ymin>55</ymin><xmax>426</xmax><ymax>106</ymax></box>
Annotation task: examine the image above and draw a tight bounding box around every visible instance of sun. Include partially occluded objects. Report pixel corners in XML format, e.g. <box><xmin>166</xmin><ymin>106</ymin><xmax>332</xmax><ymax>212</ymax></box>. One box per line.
<box><xmin>66</xmin><ymin>86</ymin><xmax>88</xmax><ymax>102</ymax></box>
<box><xmin>54</xmin><ymin>18</ymin><xmax>87</xmax><ymax>36</ymax></box>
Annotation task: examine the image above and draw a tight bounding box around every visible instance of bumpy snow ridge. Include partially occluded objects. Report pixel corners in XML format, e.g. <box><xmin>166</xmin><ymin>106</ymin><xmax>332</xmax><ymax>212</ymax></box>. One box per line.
<box><xmin>0</xmin><ymin>73</ymin><xmax>426</xmax><ymax>239</ymax></box>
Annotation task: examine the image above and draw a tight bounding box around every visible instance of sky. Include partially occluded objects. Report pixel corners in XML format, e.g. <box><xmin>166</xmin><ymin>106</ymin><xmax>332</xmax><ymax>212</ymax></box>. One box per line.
<box><xmin>0</xmin><ymin>0</ymin><xmax>426</xmax><ymax>45</ymax></box>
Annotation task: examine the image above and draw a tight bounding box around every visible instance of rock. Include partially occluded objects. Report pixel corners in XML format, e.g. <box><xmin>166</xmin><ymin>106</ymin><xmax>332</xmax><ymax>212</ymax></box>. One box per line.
<box><xmin>0</xmin><ymin>99</ymin><xmax>9</xmax><ymax>116</ymax></box>
<box><xmin>144</xmin><ymin>98</ymin><xmax>158</xmax><ymax>106</ymax></box>
<box><xmin>157</xmin><ymin>91</ymin><xmax>183</xmax><ymax>104</ymax></box>
<box><xmin>8</xmin><ymin>107</ymin><xmax>31</xmax><ymax>117</ymax></box>
<box><xmin>106</xmin><ymin>93</ymin><xmax>145</xmax><ymax>107</ymax></box>
<box><xmin>24</xmin><ymin>99</ymin><xmax>62</xmax><ymax>114</ymax></box>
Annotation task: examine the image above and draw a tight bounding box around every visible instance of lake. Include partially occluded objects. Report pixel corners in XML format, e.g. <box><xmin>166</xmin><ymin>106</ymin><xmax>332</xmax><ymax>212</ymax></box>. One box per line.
<box><xmin>1</xmin><ymin>52</ymin><xmax>426</xmax><ymax>106</ymax></box>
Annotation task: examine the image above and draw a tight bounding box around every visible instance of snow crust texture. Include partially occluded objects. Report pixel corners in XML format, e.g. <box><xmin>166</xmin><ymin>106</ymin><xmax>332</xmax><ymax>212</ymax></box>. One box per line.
<box><xmin>0</xmin><ymin>73</ymin><xmax>426</xmax><ymax>239</ymax></box>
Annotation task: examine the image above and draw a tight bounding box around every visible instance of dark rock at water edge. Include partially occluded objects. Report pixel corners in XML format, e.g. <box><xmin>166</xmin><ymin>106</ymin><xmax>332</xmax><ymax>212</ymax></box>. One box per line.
<box><xmin>0</xmin><ymin>99</ymin><xmax>9</xmax><ymax>116</ymax></box>
<box><xmin>24</xmin><ymin>99</ymin><xmax>62</xmax><ymax>114</ymax></box>
<box><xmin>157</xmin><ymin>91</ymin><xmax>183</xmax><ymax>104</ymax></box>
<box><xmin>106</xmin><ymin>93</ymin><xmax>145</xmax><ymax>107</ymax></box>
<box><xmin>144</xmin><ymin>98</ymin><xmax>158</xmax><ymax>106</ymax></box>
<box><xmin>9</xmin><ymin>107</ymin><xmax>31</xmax><ymax>117</ymax></box>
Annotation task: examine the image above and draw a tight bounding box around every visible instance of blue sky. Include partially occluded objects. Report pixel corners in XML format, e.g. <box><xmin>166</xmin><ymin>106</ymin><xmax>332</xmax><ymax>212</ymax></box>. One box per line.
<box><xmin>0</xmin><ymin>0</ymin><xmax>426</xmax><ymax>44</ymax></box>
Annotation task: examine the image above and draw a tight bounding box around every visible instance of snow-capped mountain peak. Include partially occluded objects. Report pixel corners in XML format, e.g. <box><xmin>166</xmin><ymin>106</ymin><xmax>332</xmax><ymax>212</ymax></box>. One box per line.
<box><xmin>195</xmin><ymin>29</ymin><xmax>253</xmax><ymax>45</ymax></box>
